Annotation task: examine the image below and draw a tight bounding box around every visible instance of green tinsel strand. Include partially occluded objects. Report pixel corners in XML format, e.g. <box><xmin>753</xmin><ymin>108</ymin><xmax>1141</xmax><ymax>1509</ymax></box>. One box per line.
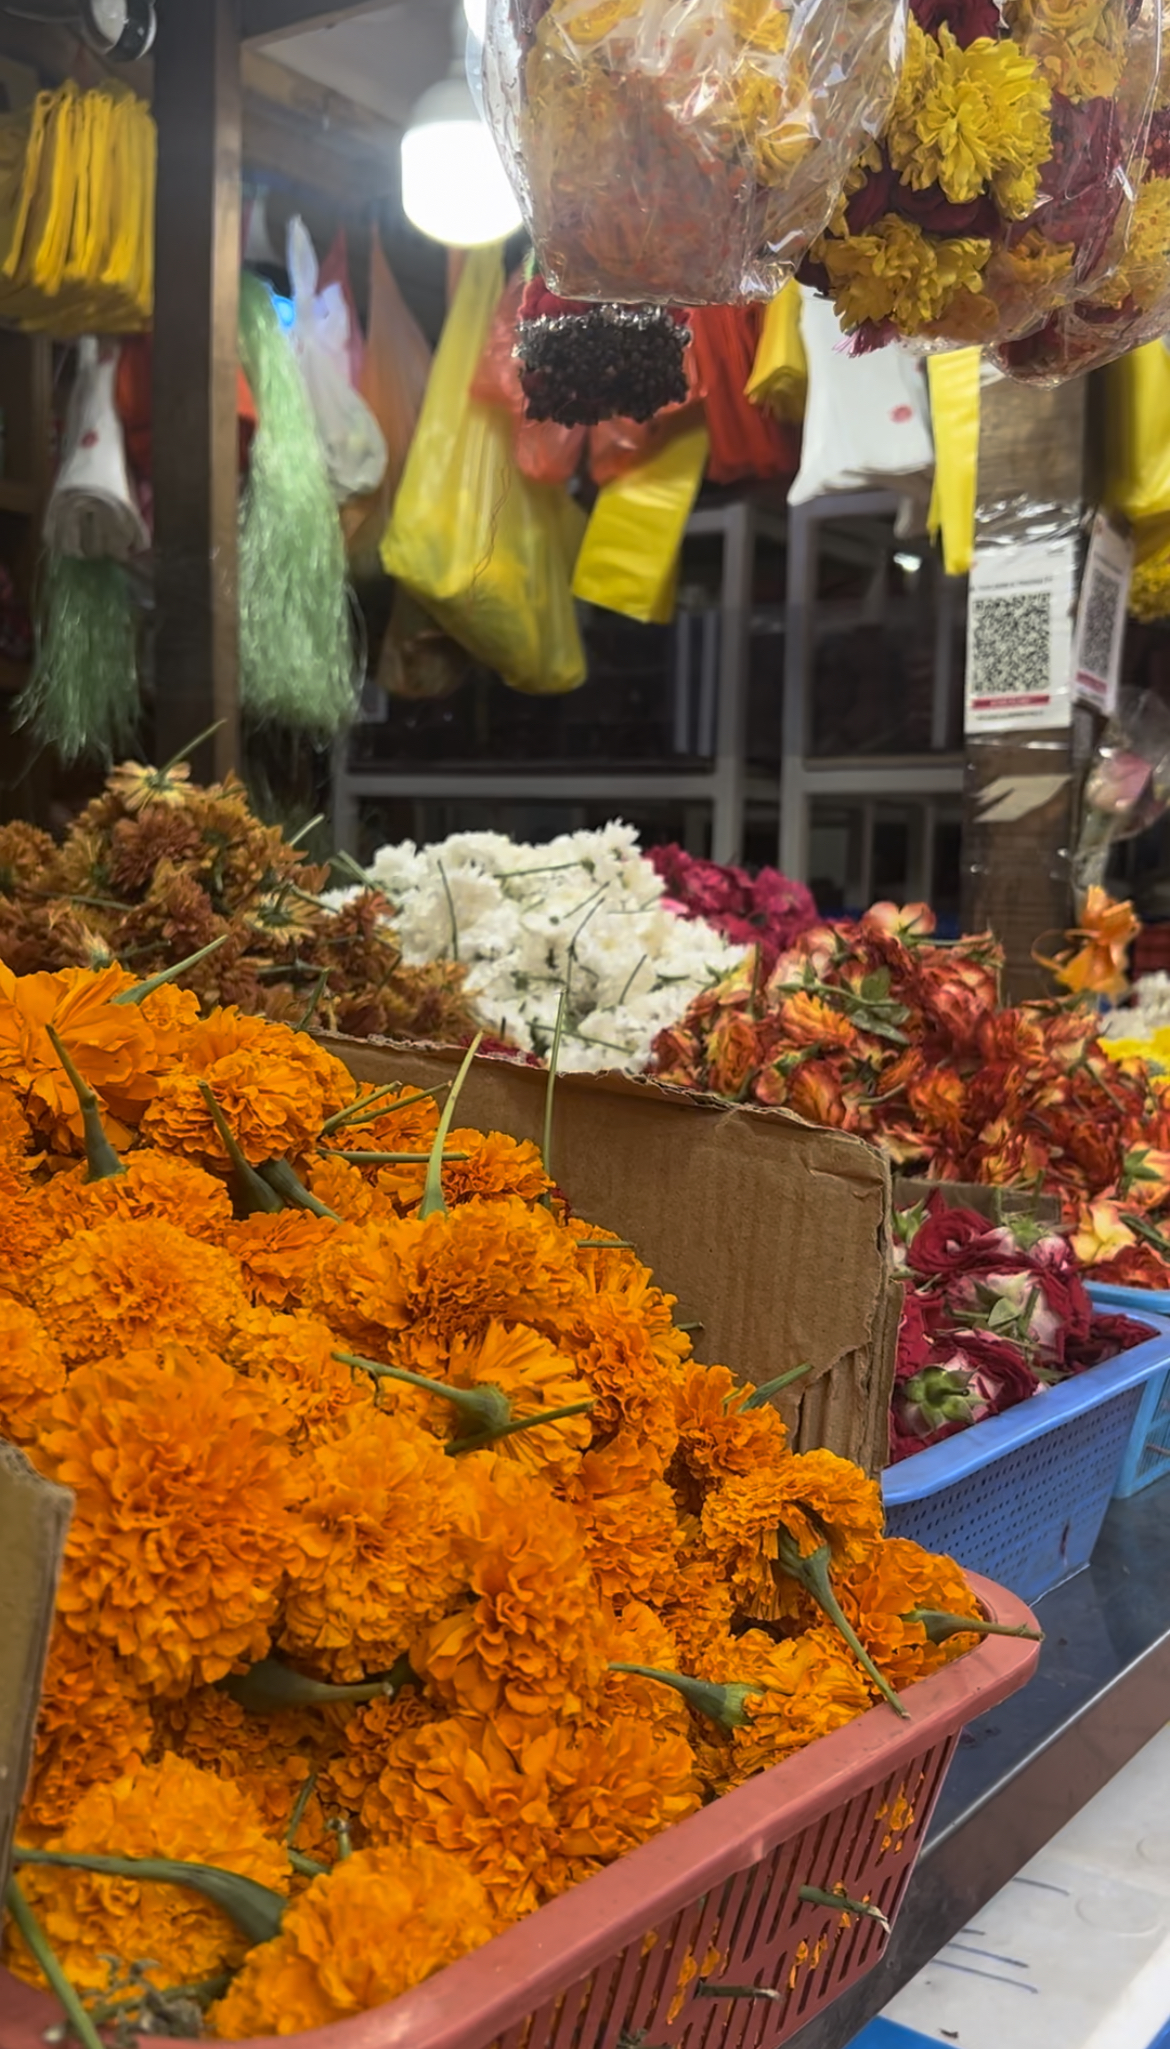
<box><xmin>237</xmin><ymin>272</ymin><xmax>360</xmax><ymax>738</ymax></box>
<box><xmin>15</xmin><ymin>553</ymin><xmax>139</xmax><ymax>764</ymax></box>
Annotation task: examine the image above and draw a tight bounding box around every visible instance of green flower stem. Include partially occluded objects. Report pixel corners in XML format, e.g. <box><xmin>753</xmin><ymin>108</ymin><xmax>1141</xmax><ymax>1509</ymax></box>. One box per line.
<box><xmin>259</xmin><ymin>1158</ymin><xmax>341</xmax><ymax>1221</ymax></box>
<box><xmin>5</xmin><ymin>1878</ymin><xmax>104</xmax><ymax>2049</ymax></box>
<box><xmin>197</xmin><ymin>1083</ymin><xmax>282</xmax><ymax>1214</ymax></box>
<box><xmin>12</xmin><ymin>1851</ymin><xmax>285</xmax><ymax>1946</ymax></box>
<box><xmin>797</xmin><ymin>1884</ymin><xmax>891</xmax><ymax>1934</ymax></box>
<box><xmin>742</xmin><ymin>1363</ymin><xmax>813</xmax><ymax>1410</ymax></box>
<box><xmin>44</xmin><ymin>1024</ymin><xmax>124</xmax><ymax>1183</ymax></box>
<box><xmin>225</xmin><ymin>1655</ymin><xmax>412</xmax><ymax>1714</ymax></box>
<box><xmin>607</xmin><ymin>1663</ymin><xmax>762</xmax><ymax>1730</ymax></box>
<box><xmin>775</xmin><ymin>1535</ymin><xmax>909</xmax><ymax>1720</ymax></box>
<box><xmin>284</xmin><ymin>1773</ymin><xmax>319</xmax><ymax>1849</ymax></box>
<box><xmin>445</xmin><ymin>1398</ymin><xmax>595</xmax><ymax>1457</ymax></box>
<box><xmin>420</xmin><ymin>1035</ymin><xmax>483</xmax><ymax>1221</ymax></box>
<box><xmin>541</xmin><ymin>984</ymin><xmax>570</xmax><ymax>1197</ymax></box>
<box><xmin>295</xmin><ymin>970</ymin><xmax>330</xmax><ymax>1033</ymax></box>
<box><xmin>694</xmin><ymin>1982</ymin><xmax>781</xmax><ymax>2003</ymax></box>
<box><xmin>288</xmin><ymin>1849</ymin><xmax>327</xmax><ymax>1879</ymax></box>
<box><xmin>318</xmin><ymin>1083</ymin><xmax>449</xmax><ymax>1138</ymax></box>
<box><xmin>909</xmin><ymin>1608</ymin><xmax>1042</xmax><ymax>1646</ymax></box>
<box><xmin>323</xmin><ymin>1149</ymin><xmax>470</xmax><ymax>1166</ymax></box>
<box><xmin>575</xmin><ymin>1238</ymin><xmax>634</xmax><ymax>1250</ymax></box>
<box><xmin>335</xmin><ymin>1351</ymin><xmax>512</xmax><ymax>1436</ymax></box>
<box><xmin>160</xmin><ymin>719</ymin><xmax>224</xmax><ymax>776</ymax></box>
<box><xmin>112</xmin><ymin>934</ymin><xmax>229</xmax><ymax>1006</ymax></box>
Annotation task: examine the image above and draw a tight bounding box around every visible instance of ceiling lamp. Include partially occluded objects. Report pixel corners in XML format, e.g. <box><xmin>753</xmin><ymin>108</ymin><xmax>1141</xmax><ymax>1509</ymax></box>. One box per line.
<box><xmin>2</xmin><ymin>0</ymin><xmax>156</xmax><ymax>59</ymax></box>
<box><xmin>401</xmin><ymin>3</ymin><xmax>521</xmax><ymax>249</ymax></box>
<box><xmin>462</xmin><ymin>0</ymin><xmax>486</xmax><ymax>36</ymax></box>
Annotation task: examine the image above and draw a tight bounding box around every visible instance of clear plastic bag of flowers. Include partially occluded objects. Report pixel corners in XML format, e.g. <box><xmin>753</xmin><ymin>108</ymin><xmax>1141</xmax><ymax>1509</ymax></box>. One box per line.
<box><xmin>482</xmin><ymin>0</ymin><xmax>910</xmax><ymax>307</ymax></box>
<box><xmin>993</xmin><ymin>6</ymin><xmax>1170</xmax><ymax>384</ymax></box>
<box><xmin>803</xmin><ymin>0</ymin><xmax>1163</xmax><ymax>352</ymax></box>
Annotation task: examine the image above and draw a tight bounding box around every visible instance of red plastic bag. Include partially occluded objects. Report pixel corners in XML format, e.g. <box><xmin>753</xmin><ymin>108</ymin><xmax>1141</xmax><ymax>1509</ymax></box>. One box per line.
<box><xmin>471</xmin><ymin>271</ymin><xmax>586</xmax><ymax>488</ymax></box>
<box><xmin>319</xmin><ymin>225</ymin><xmax>364</xmax><ymax>391</ymax></box>
<box><xmin>114</xmin><ymin>335</ymin><xmax>256</xmax><ymax>482</ymax></box>
<box><xmin>687</xmin><ymin>307</ymin><xmax>798</xmax><ymax>486</ymax></box>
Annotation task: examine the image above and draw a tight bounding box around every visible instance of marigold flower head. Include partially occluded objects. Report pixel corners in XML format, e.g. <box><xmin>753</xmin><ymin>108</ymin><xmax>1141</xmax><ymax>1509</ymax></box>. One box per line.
<box><xmin>0</xmin><ymin>961</ymin><xmax>164</xmax><ymax>1146</ymax></box>
<box><xmin>412</xmin><ymin>1464</ymin><xmax>609</xmax><ymax>1720</ymax></box>
<box><xmin>316</xmin><ymin>1687</ymin><xmax>437</xmax><ymax>1816</ymax></box>
<box><xmin>29</xmin><ymin>1216</ymin><xmax>251</xmax><ymax>1366</ymax></box>
<box><xmin>209</xmin><ymin>1844</ymin><xmax>498</xmax><ymax>2039</ymax></box>
<box><xmin>552</xmin><ymin>1295</ymin><xmax>682</xmax><ymax>1468</ymax></box>
<box><xmin>0</xmin><ymin>1294</ymin><xmax>64</xmax><ymax>1444</ymax></box>
<box><xmin>837</xmin><ymin>1537</ymin><xmax>983</xmax><ymax>1691</ymax></box>
<box><xmin>713</xmin><ymin>1628</ymin><xmax>874</xmax><ymax>1787</ymax></box>
<box><xmin>0</xmin><ymin>1078</ymin><xmax>32</xmax><ymax>1177</ymax></box>
<box><xmin>223</xmin><ymin>1211</ymin><xmax>341</xmax><ymax>1311</ymax></box>
<box><xmin>18</xmin><ymin>1628</ymin><xmax>151</xmax><ymax>1842</ymax></box>
<box><xmin>142</xmin><ymin>1008</ymin><xmax>352</xmax><ymax>1167</ymax></box>
<box><xmin>153</xmin><ymin>1686</ymin><xmax>336</xmax><ymax>1866</ymax></box>
<box><xmin>227</xmin><ymin>1309</ymin><xmax>372</xmax><ymax>1448</ymax></box>
<box><xmin>41</xmin><ymin>1150</ymin><xmax>234</xmax><ymax>1242</ymax></box>
<box><xmin>37</xmin><ymin>1347</ymin><xmax>300</xmax><ymax>1693</ymax></box>
<box><xmin>658</xmin><ymin>1552</ymin><xmax>736</xmax><ymax>1669</ymax></box>
<box><xmin>700</xmin><ymin>1450</ymin><xmax>884</xmax><ymax>1621</ymax></box>
<box><xmin>565</xmin><ymin>1431</ymin><xmax>683</xmax><ymax>1605</ymax></box>
<box><xmin>306</xmin><ymin>1153</ymin><xmax>385</xmax><ymax>1224</ymax></box>
<box><xmin>601</xmin><ymin>1601</ymin><xmax>689</xmax><ymax>1733</ymax></box>
<box><xmin>280</xmin><ymin>1408</ymin><xmax>479</xmax><ymax>1682</ymax></box>
<box><xmin>419</xmin><ymin>1319</ymin><xmax>593</xmax><ymax>1478</ymax></box>
<box><xmin>6</xmin><ymin>1755</ymin><xmax>289</xmax><ymax>2003</ymax></box>
<box><xmin>669</xmin><ymin>1360</ymin><xmax>790</xmax><ymax>1513</ymax></box>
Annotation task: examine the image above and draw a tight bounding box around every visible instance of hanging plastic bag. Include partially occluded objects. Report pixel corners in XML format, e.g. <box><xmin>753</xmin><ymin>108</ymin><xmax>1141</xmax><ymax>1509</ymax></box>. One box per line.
<box><xmin>484</xmin><ymin>0</ymin><xmax>908</xmax><ymax>305</ymax></box>
<box><xmin>382</xmin><ymin>243</ymin><xmax>586</xmax><ymax>696</ymax></box>
<box><xmin>1104</xmin><ymin>338</ymin><xmax>1170</xmax><ymax>528</ymax></box>
<box><xmin>342</xmin><ymin>227</ymin><xmax>433</xmax><ymax>571</ymax></box>
<box><xmin>287</xmin><ymin>215</ymin><xmax>387</xmax><ymax>503</ymax></box>
<box><xmin>788</xmin><ymin>289</ymin><xmax>933</xmax><ymax>506</ymax></box>
<box><xmin>45</xmin><ymin>337</ymin><xmax>148</xmax><ymax>561</ymax></box>
<box><xmin>746</xmin><ymin>281</ymin><xmax>807</xmax><ymax>423</ymax></box>
<box><xmin>688</xmin><ymin>305</ymin><xmax>797</xmax><ymax>485</ymax></box>
<box><xmin>573</xmin><ymin>420</ymin><xmax>709</xmax><ymax>625</ymax></box>
<box><xmin>470</xmin><ymin>269</ymin><xmax>587</xmax><ymax>487</ymax></box>
<box><xmin>114</xmin><ymin>333</ymin><xmax>257</xmax><ymax>485</ymax></box>
<box><xmin>319</xmin><ymin>226</ymin><xmax>365</xmax><ymax>391</ymax></box>
<box><xmin>926</xmin><ymin>349</ymin><xmax>982</xmax><ymax>578</ymax></box>
<box><xmin>376</xmin><ymin>589</ymin><xmax>471</xmax><ymax>701</ymax></box>
<box><xmin>808</xmin><ymin>0</ymin><xmax>1162</xmax><ymax>352</ymax></box>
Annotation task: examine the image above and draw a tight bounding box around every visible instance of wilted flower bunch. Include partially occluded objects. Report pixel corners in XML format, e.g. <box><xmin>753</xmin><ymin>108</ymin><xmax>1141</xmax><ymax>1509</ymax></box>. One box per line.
<box><xmin>0</xmin><ymin>758</ymin><xmax>475</xmax><ymax>1044</ymax></box>
<box><xmin>648</xmin><ymin>844</ymin><xmax>818</xmax><ymax>978</ymax></box>
<box><xmin>0</xmin><ymin>958</ymin><xmax>1003</xmax><ymax>2036</ymax></box>
<box><xmin>339</xmin><ymin>825</ymin><xmax>748</xmax><ymax>1073</ymax></box>
<box><xmin>805</xmin><ymin>0</ymin><xmax>1160</xmax><ymax>350</ymax></box>
<box><xmin>891</xmin><ymin>1197</ymin><xmax>1153</xmax><ymax>1462</ymax></box>
<box><xmin>652</xmin><ymin>900</ymin><xmax>1170</xmax><ymax>1292</ymax></box>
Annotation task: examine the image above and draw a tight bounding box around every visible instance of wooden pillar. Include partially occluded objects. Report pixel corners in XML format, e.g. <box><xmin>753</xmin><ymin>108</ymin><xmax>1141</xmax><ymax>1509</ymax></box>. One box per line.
<box><xmin>152</xmin><ymin>0</ymin><xmax>243</xmax><ymax>783</ymax></box>
<box><xmin>961</xmin><ymin>375</ymin><xmax>1091</xmax><ymax>1001</ymax></box>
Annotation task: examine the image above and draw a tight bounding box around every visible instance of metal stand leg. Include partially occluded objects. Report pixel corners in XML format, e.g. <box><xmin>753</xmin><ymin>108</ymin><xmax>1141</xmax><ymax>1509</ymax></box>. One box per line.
<box><xmin>711</xmin><ymin>500</ymin><xmax>753</xmax><ymax>865</ymax></box>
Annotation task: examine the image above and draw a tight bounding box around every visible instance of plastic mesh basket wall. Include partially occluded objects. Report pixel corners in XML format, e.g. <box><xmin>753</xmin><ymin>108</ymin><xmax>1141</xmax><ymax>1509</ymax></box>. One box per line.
<box><xmin>883</xmin><ymin>1319</ymin><xmax>1170</xmax><ymax>1602</ymax></box>
<box><xmin>1089</xmin><ymin>1284</ymin><xmax>1170</xmax><ymax>1499</ymax></box>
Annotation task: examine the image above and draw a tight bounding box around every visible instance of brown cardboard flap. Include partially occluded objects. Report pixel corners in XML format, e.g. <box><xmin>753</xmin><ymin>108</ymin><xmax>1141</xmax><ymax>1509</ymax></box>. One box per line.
<box><xmin>0</xmin><ymin>1444</ymin><xmax>71</xmax><ymax>1907</ymax></box>
<box><xmin>320</xmin><ymin>1037</ymin><xmax>899</xmax><ymax>1474</ymax></box>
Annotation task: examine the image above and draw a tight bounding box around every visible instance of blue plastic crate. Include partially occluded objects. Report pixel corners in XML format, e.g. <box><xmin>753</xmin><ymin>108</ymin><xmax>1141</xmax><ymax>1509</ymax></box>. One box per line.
<box><xmin>882</xmin><ymin>1316</ymin><xmax>1170</xmax><ymax>1603</ymax></box>
<box><xmin>1089</xmin><ymin>1282</ymin><xmax>1170</xmax><ymax>1497</ymax></box>
<box><xmin>847</xmin><ymin>2024</ymin><xmax>943</xmax><ymax>2047</ymax></box>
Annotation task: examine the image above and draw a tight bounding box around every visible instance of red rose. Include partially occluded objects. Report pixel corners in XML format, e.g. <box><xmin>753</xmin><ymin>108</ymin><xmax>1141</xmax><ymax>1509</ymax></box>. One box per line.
<box><xmin>892</xmin><ymin>182</ymin><xmax>1000</xmax><ymax>238</ymax></box>
<box><xmin>911</xmin><ymin>0</ymin><xmax>1003</xmax><ymax>42</ymax></box>
<box><xmin>1065</xmin><ymin>1313</ymin><xmax>1156</xmax><ymax>1373</ymax></box>
<box><xmin>906</xmin><ymin>1201</ymin><xmax>1028</xmax><ymax>1281</ymax></box>
<box><xmin>847</xmin><ymin>161</ymin><xmax>896</xmax><ymax>232</ymax></box>
<box><xmin>1032</xmin><ymin>96</ymin><xmax>1125</xmax><ymax>260</ymax></box>
<box><xmin>957</xmin><ymin>1330</ymin><xmax>1044</xmax><ymax>1417</ymax></box>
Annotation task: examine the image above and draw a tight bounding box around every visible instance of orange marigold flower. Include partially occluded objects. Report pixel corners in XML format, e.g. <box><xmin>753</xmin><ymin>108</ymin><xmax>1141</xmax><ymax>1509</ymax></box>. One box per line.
<box><xmin>0</xmin><ymin>1295</ymin><xmax>64</xmax><ymax>1444</ymax></box>
<box><xmin>563</xmin><ymin>1432</ymin><xmax>682</xmax><ymax>1606</ymax></box>
<box><xmin>601</xmin><ymin>1602</ymin><xmax>689</xmax><ymax>1733</ymax></box>
<box><xmin>209</xmin><ymin>1843</ymin><xmax>498</xmax><ymax>2039</ymax></box>
<box><xmin>412</xmin><ymin>1464</ymin><xmax>608</xmax><ymax>1721</ymax></box>
<box><xmin>18</xmin><ymin>1628</ymin><xmax>151</xmax><ymax>1842</ymax></box>
<box><xmin>539</xmin><ymin>1714</ymin><xmax>701</xmax><ymax>1899</ymax></box>
<box><xmin>700</xmin><ymin>1450</ymin><xmax>884</xmax><ymax>1622</ymax></box>
<box><xmin>668</xmin><ymin>1360</ymin><xmax>789</xmax><ymax>1513</ymax></box>
<box><xmin>0</xmin><ymin>1188</ymin><xmax>60</xmax><ymax>1288</ymax></box>
<box><xmin>316</xmin><ymin>1689</ymin><xmax>438</xmax><ymax>1817</ymax></box>
<box><xmin>36</xmin><ymin>1347</ymin><xmax>300</xmax><ymax>1693</ymax></box>
<box><xmin>306</xmin><ymin>1154</ymin><xmax>386</xmax><ymax>1225</ymax></box>
<box><xmin>142</xmin><ymin>1008</ymin><xmax>353</xmax><ymax>1168</ymax></box>
<box><xmin>434</xmin><ymin>1129</ymin><xmax>552</xmax><ymax>1209</ymax></box>
<box><xmin>426</xmin><ymin>1319</ymin><xmax>593</xmax><ymax>1478</ymax></box>
<box><xmin>657</xmin><ymin>1552</ymin><xmax>736</xmax><ymax>1670</ymax></box>
<box><xmin>280</xmin><ymin>1409</ymin><xmax>478</xmax><ymax>1683</ymax></box>
<box><xmin>223</xmin><ymin>1212</ymin><xmax>341</xmax><ymax>1311</ymax></box>
<box><xmin>837</xmin><ymin>1537</ymin><xmax>983</xmax><ymax>1692</ymax></box>
<box><xmin>0</xmin><ymin>961</ymin><xmax>165</xmax><ymax>1146</ymax></box>
<box><xmin>29</xmin><ymin>1217</ymin><xmax>251</xmax><ymax>1366</ymax></box>
<box><xmin>227</xmin><ymin>1310</ymin><xmax>371</xmax><ymax>1448</ymax></box>
<box><xmin>310</xmin><ymin>1197</ymin><xmax>585</xmax><ymax>1361</ymax></box>
<box><xmin>0</xmin><ymin>1079</ymin><xmax>32</xmax><ymax>1179</ymax></box>
<box><xmin>6</xmin><ymin>1755</ymin><xmax>289</xmax><ymax>2003</ymax></box>
<box><xmin>153</xmin><ymin>1687</ymin><xmax>336</xmax><ymax>1868</ymax></box>
<box><xmin>703</xmin><ymin>1628</ymin><xmax>873</xmax><ymax>1789</ymax></box>
<box><xmin>552</xmin><ymin>1296</ymin><xmax>683</xmax><ymax>1469</ymax></box>
<box><xmin>41</xmin><ymin>1151</ymin><xmax>234</xmax><ymax>1242</ymax></box>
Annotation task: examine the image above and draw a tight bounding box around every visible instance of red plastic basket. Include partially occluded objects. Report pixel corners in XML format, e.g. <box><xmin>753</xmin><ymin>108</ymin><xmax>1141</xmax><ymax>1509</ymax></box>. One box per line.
<box><xmin>0</xmin><ymin>1574</ymin><xmax>1038</xmax><ymax>2049</ymax></box>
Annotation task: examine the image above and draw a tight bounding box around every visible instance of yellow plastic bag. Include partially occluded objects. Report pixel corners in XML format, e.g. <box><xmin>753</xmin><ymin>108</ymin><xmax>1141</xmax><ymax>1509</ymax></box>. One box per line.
<box><xmin>572</xmin><ymin>420</ymin><xmax>709</xmax><ymax>626</ymax></box>
<box><xmin>926</xmin><ymin>349</ymin><xmax>981</xmax><ymax>578</ymax></box>
<box><xmin>382</xmin><ymin>243</ymin><xmax>586</xmax><ymax>695</ymax></box>
<box><xmin>745</xmin><ymin>282</ymin><xmax>807</xmax><ymax>424</ymax></box>
<box><xmin>1104</xmin><ymin>341</ymin><xmax>1170</xmax><ymax>530</ymax></box>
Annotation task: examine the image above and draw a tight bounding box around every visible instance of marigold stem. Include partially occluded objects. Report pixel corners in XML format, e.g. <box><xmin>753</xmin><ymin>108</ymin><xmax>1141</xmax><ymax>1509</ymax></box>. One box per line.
<box><xmin>259</xmin><ymin>1158</ymin><xmax>340</xmax><ymax>1221</ymax></box>
<box><xmin>285</xmin><ymin>1772</ymin><xmax>319</xmax><ymax>1849</ymax></box>
<box><xmin>197</xmin><ymin>1083</ymin><xmax>282</xmax><ymax>1214</ymax></box>
<box><xmin>44</xmin><ymin>1024</ymin><xmax>124</xmax><ymax>1183</ymax></box>
<box><xmin>420</xmin><ymin>1035</ymin><xmax>483</xmax><ymax>1221</ymax></box>
<box><xmin>12</xmin><ymin>1851</ymin><xmax>285</xmax><ymax>1945</ymax></box>
<box><xmin>909</xmin><ymin>1608</ymin><xmax>1043</xmax><ymax>1646</ymax></box>
<box><xmin>742</xmin><ymin>1362</ymin><xmax>813</xmax><ymax>1410</ymax></box>
<box><xmin>541</xmin><ymin>982</ymin><xmax>570</xmax><ymax>1200</ymax></box>
<box><xmin>295</xmin><ymin>970</ymin><xmax>330</xmax><ymax>1033</ymax></box>
<box><xmin>575</xmin><ymin>1238</ymin><xmax>634</xmax><ymax>1250</ymax></box>
<box><xmin>318</xmin><ymin>1083</ymin><xmax>450</xmax><ymax>1139</ymax></box>
<box><xmin>224</xmin><ymin>1654</ymin><xmax>411</xmax><ymax>1713</ymax></box>
<box><xmin>797</xmin><ymin>1884</ymin><xmax>891</xmax><ymax>1934</ymax></box>
<box><xmin>5</xmin><ymin>1878</ymin><xmax>104</xmax><ymax>2049</ymax></box>
<box><xmin>323</xmin><ymin>1149</ymin><xmax>470</xmax><ymax>1166</ymax></box>
<box><xmin>775</xmin><ymin>1536</ymin><xmax>909</xmax><ymax>1720</ymax></box>
<box><xmin>160</xmin><ymin>719</ymin><xmax>224</xmax><ymax>777</ymax></box>
<box><xmin>608</xmin><ymin>1662</ymin><xmax>761</xmax><ymax>1730</ymax></box>
<box><xmin>335</xmin><ymin>1351</ymin><xmax>512</xmax><ymax>1436</ymax></box>
<box><xmin>112</xmin><ymin>934</ymin><xmax>229</xmax><ymax>1006</ymax></box>
<box><xmin>445</xmin><ymin>1397</ymin><xmax>595</xmax><ymax>1457</ymax></box>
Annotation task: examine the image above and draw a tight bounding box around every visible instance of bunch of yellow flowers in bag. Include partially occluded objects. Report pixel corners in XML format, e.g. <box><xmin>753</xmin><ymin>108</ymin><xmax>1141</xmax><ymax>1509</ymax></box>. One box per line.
<box><xmin>0</xmin><ymin>959</ymin><xmax>1028</xmax><ymax>2037</ymax></box>
<box><xmin>0</xmin><ymin>81</ymin><xmax>154</xmax><ymax>334</ymax></box>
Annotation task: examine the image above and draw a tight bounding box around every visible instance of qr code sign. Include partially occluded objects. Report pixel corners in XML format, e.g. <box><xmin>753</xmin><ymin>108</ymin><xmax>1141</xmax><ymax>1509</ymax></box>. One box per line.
<box><xmin>1078</xmin><ymin>567</ymin><xmax>1122</xmax><ymax>684</ymax></box>
<box><xmin>969</xmin><ymin>590</ymin><xmax>1052</xmax><ymax>698</ymax></box>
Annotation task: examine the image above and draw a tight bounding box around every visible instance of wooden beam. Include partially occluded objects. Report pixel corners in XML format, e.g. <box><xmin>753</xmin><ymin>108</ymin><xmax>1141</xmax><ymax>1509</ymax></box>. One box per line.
<box><xmin>152</xmin><ymin>0</ymin><xmax>243</xmax><ymax>782</ymax></box>
<box><xmin>241</xmin><ymin>0</ymin><xmax>404</xmax><ymax>47</ymax></box>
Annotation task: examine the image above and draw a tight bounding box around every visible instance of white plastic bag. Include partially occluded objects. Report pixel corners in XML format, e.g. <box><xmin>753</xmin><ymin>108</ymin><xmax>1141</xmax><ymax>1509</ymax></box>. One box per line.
<box><xmin>788</xmin><ymin>290</ymin><xmax>933</xmax><ymax>510</ymax></box>
<box><xmin>44</xmin><ymin>338</ymin><xmax>149</xmax><ymax>562</ymax></box>
<box><xmin>287</xmin><ymin>215</ymin><xmax>388</xmax><ymax>503</ymax></box>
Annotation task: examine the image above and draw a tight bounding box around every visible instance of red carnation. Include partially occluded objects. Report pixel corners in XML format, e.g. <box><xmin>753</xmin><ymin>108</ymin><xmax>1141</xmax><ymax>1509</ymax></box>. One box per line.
<box><xmin>911</xmin><ymin>0</ymin><xmax>1003</xmax><ymax>42</ymax></box>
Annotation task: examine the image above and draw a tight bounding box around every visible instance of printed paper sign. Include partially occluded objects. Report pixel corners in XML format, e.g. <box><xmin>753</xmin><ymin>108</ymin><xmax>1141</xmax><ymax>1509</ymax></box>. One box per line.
<box><xmin>1072</xmin><ymin>514</ymin><xmax>1132</xmax><ymax>716</ymax></box>
<box><xmin>964</xmin><ymin>538</ymin><xmax>1077</xmax><ymax>735</ymax></box>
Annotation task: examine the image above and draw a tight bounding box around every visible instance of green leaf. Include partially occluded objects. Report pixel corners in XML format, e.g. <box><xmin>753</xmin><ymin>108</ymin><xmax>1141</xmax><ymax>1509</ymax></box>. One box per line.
<box><xmin>13</xmin><ymin>1850</ymin><xmax>286</xmax><ymax>1946</ymax></box>
<box><xmin>419</xmin><ymin>1036</ymin><xmax>483</xmax><ymax>1221</ymax></box>
<box><xmin>111</xmin><ymin>935</ymin><xmax>229</xmax><ymax>1005</ymax></box>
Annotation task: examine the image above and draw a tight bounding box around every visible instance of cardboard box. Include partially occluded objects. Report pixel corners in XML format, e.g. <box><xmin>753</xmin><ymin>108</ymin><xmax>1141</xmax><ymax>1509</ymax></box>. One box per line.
<box><xmin>321</xmin><ymin>1037</ymin><xmax>901</xmax><ymax>1476</ymax></box>
<box><xmin>895</xmin><ymin>1178</ymin><xmax>1062</xmax><ymax>1228</ymax></box>
<box><xmin>0</xmin><ymin>1447</ymin><xmax>70</xmax><ymax>1907</ymax></box>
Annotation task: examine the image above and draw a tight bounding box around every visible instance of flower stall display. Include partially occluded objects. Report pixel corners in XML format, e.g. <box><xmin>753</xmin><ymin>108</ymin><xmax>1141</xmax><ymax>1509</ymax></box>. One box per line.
<box><xmin>891</xmin><ymin>1196</ymin><xmax>1154</xmax><ymax>1461</ymax></box>
<box><xmin>345</xmin><ymin>826</ymin><xmax>749</xmax><ymax>1072</ymax></box>
<box><xmin>0</xmin><ymin>960</ymin><xmax>1032</xmax><ymax>2040</ymax></box>
<box><xmin>648</xmin><ymin>843</ymin><xmax>818</xmax><ymax>977</ymax></box>
<box><xmin>804</xmin><ymin>0</ymin><xmax>1163</xmax><ymax>351</ymax></box>
<box><xmin>0</xmin><ymin>760</ymin><xmax>475</xmax><ymax>1044</ymax></box>
<box><xmin>483</xmin><ymin>0</ymin><xmax>909</xmax><ymax>306</ymax></box>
